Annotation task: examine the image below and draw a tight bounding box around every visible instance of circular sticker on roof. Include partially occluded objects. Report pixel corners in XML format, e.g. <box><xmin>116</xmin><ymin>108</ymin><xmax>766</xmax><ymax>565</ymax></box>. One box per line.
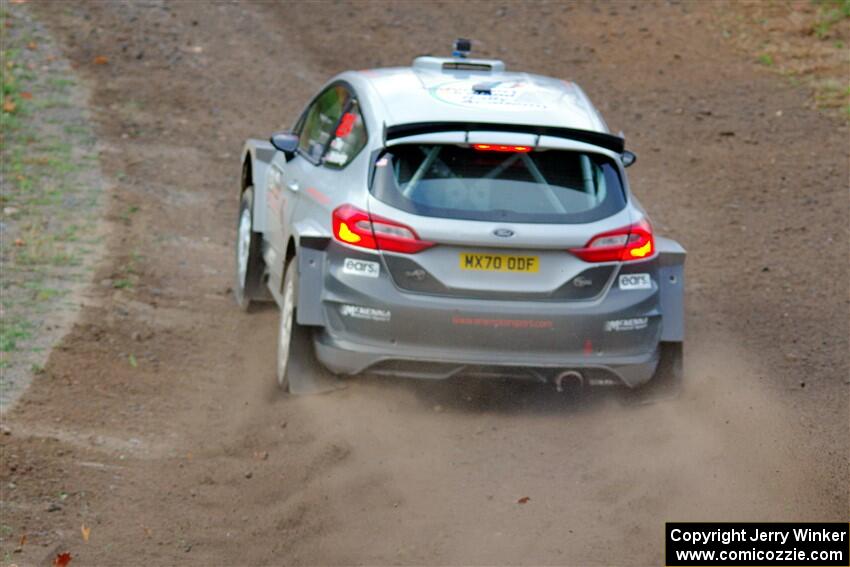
<box><xmin>429</xmin><ymin>80</ymin><xmax>551</xmax><ymax>111</ymax></box>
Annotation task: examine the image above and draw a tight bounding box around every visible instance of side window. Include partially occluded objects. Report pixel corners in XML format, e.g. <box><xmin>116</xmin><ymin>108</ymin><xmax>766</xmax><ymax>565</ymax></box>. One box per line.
<box><xmin>297</xmin><ymin>85</ymin><xmax>349</xmax><ymax>162</ymax></box>
<box><xmin>322</xmin><ymin>101</ymin><xmax>368</xmax><ymax>169</ymax></box>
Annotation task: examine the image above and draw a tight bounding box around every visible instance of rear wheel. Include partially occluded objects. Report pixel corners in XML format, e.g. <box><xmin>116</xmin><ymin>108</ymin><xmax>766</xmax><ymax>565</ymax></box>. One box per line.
<box><xmin>652</xmin><ymin>342</ymin><xmax>683</xmax><ymax>393</ymax></box>
<box><xmin>626</xmin><ymin>342</ymin><xmax>683</xmax><ymax>403</ymax></box>
<box><xmin>234</xmin><ymin>187</ymin><xmax>265</xmax><ymax>310</ymax></box>
<box><xmin>276</xmin><ymin>257</ymin><xmax>298</xmax><ymax>391</ymax></box>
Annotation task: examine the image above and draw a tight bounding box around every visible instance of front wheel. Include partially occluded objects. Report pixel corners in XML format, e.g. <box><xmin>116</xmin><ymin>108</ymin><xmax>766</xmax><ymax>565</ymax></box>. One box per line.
<box><xmin>234</xmin><ymin>187</ymin><xmax>265</xmax><ymax>311</ymax></box>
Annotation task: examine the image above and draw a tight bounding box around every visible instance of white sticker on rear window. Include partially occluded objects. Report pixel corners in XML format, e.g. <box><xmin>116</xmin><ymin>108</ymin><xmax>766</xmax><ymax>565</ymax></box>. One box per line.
<box><xmin>339</xmin><ymin>304</ymin><xmax>390</xmax><ymax>322</ymax></box>
<box><xmin>618</xmin><ymin>273</ymin><xmax>652</xmax><ymax>290</ymax></box>
<box><xmin>604</xmin><ymin>317</ymin><xmax>648</xmax><ymax>332</ymax></box>
<box><xmin>342</xmin><ymin>258</ymin><xmax>380</xmax><ymax>278</ymax></box>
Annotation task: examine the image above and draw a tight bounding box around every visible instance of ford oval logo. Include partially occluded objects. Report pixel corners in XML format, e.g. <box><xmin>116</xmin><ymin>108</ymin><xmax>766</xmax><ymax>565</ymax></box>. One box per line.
<box><xmin>493</xmin><ymin>228</ymin><xmax>514</xmax><ymax>238</ymax></box>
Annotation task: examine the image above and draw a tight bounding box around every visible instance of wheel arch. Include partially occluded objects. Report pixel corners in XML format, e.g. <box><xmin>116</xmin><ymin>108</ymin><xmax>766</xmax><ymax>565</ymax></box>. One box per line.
<box><xmin>241</xmin><ymin>155</ymin><xmax>252</xmax><ymax>194</ymax></box>
<box><xmin>656</xmin><ymin>236</ymin><xmax>686</xmax><ymax>342</ymax></box>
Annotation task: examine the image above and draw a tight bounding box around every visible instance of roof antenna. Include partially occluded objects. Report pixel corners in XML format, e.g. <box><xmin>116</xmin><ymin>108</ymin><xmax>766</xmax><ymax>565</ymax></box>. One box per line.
<box><xmin>452</xmin><ymin>38</ymin><xmax>471</xmax><ymax>59</ymax></box>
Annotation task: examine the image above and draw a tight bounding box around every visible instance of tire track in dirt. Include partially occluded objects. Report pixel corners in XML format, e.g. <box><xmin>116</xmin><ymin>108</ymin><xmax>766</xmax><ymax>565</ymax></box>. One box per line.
<box><xmin>2</xmin><ymin>1</ymin><xmax>846</xmax><ymax>565</ymax></box>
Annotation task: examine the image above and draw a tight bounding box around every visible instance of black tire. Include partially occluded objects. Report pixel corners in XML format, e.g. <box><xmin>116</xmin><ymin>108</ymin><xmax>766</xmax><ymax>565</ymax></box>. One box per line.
<box><xmin>653</xmin><ymin>342</ymin><xmax>683</xmax><ymax>393</ymax></box>
<box><xmin>234</xmin><ymin>187</ymin><xmax>265</xmax><ymax>311</ymax></box>
<box><xmin>276</xmin><ymin>257</ymin><xmax>299</xmax><ymax>391</ymax></box>
<box><xmin>276</xmin><ymin>256</ymin><xmax>345</xmax><ymax>395</ymax></box>
<box><xmin>626</xmin><ymin>342</ymin><xmax>683</xmax><ymax>404</ymax></box>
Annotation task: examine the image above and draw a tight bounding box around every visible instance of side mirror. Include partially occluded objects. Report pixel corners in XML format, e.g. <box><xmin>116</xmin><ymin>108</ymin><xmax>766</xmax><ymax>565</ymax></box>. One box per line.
<box><xmin>621</xmin><ymin>150</ymin><xmax>637</xmax><ymax>168</ymax></box>
<box><xmin>270</xmin><ymin>131</ymin><xmax>299</xmax><ymax>157</ymax></box>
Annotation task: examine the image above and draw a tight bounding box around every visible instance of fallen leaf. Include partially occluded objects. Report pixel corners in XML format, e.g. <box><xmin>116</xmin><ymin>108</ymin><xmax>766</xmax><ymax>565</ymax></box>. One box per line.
<box><xmin>13</xmin><ymin>238</ymin><xmax>25</xmax><ymax>247</ymax></box>
<box><xmin>142</xmin><ymin>525</ymin><xmax>152</xmax><ymax>538</ymax></box>
<box><xmin>14</xmin><ymin>533</ymin><xmax>26</xmax><ymax>552</ymax></box>
<box><xmin>20</xmin><ymin>92</ymin><xmax>32</xmax><ymax>100</ymax></box>
<box><xmin>93</xmin><ymin>55</ymin><xmax>109</xmax><ymax>65</ymax></box>
<box><xmin>53</xmin><ymin>552</ymin><xmax>72</xmax><ymax>567</ymax></box>
<box><xmin>517</xmin><ymin>496</ymin><xmax>530</xmax><ymax>504</ymax></box>
<box><xmin>26</xmin><ymin>41</ymin><xmax>37</xmax><ymax>50</ymax></box>
<box><xmin>3</xmin><ymin>99</ymin><xmax>16</xmax><ymax>113</ymax></box>
<box><xmin>81</xmin><ymin>523</ymin><xmax>90</xmax><ymax>542</ymax></box>
<box><xmin>128</xmin><ymin>354</ymin><xmax>137</xmax><ymax>367</ymax></box>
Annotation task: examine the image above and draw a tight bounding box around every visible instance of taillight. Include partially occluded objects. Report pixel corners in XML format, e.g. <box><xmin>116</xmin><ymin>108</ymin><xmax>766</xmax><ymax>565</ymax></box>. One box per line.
<box><xmin>569</xmin><ymin>218</ymin><xmax>655</xmax><ymax>263</ymax></box>
<box><xmin>332</xmin><ymin>205</ymin><xmax>433</xmax><ymax>254</ymax></box>
<box><xmin>472</xmin><ymin>144</ymin><xmax>532</xmax><ymax>153</ymax></box>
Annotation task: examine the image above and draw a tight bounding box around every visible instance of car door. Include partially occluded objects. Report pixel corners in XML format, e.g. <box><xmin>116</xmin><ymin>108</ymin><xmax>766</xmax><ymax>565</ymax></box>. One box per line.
<box><xmin>266</xmin><ymin>84</ymin><xmax>351</xmax><ymax>274</ymax></box>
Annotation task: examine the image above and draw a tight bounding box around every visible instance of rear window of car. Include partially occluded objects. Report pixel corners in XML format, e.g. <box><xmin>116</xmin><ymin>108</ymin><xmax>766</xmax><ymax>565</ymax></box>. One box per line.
<box><xmin>371</xmin><ymin>145</ymin><xmax>626</xmax><ymax>223</ymax></box>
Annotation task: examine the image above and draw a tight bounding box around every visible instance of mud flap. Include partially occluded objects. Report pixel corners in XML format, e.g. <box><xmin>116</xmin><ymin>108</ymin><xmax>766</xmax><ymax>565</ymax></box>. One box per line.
<box><xmin>286</xmin><ymin>321</ymin><xmax>345</xmax><ymax>395</ymax></box>
<box><xmin>288</xmin><ymin>236</ymin><xmax>342</xmax><ymax>394</ymax></box>
<box><xmin>656</xmin><ymin>236</ymin><xmax>686</xmax><ymax>342</ymax></box>
<box><xmin>296</xmin><ymin>237</ymin><xmax>328</xmax><ymax>326</ymax></box>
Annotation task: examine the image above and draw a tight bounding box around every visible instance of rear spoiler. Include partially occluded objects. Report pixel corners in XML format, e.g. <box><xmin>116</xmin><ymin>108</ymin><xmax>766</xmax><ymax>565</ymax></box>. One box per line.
<box><xmin>383</xmin><ymin>121</ymin><xmax>625</xmax><ymax>154</ymax></box>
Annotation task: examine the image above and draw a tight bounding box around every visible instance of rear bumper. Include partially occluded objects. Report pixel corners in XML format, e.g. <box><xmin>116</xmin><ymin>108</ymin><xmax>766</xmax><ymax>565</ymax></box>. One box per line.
<box><xmin>315</xmin><ymin>332</ymin><xmax>660</xmax><ymax>387</ymax></box>
<box><xmin>305</xmin><ymin>242</ymin><xmax>666</xmax><ymax>388</ymax></box>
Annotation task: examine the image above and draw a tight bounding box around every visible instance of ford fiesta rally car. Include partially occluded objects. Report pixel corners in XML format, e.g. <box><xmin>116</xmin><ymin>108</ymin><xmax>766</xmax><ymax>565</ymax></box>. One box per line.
<box><xmin>235</xmin><ymin>41</ymin><xmax>685</xmax><ymax>395</ymax></box>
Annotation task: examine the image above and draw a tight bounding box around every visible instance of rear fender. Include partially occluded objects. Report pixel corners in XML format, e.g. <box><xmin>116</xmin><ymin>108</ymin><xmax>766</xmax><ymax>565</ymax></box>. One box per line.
<box><xmin>656</xmin><ymin>236</ymin><xmax>686</xmax><ymax>342</ymax></box>
<box><xmin>241</xmin><ymin>139</ymin><xmax>276</xmax><ymax>232</ymax></box>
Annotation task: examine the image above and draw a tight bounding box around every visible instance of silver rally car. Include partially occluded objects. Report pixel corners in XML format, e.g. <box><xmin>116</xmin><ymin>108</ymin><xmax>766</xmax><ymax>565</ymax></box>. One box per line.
<box><xmin>236</xmin><ymin>41</ymin><xmax>686</xmax><ymax>395</ymax></box>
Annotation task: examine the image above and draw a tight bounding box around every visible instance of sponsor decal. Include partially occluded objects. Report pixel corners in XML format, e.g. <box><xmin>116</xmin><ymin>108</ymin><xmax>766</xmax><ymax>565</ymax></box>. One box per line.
<box><xmin>605</xmin><ymin>317</ymin><xmax>649</xmax><ymax>332</ymax></box>
<box><xmin>451</xmin><ymin>316</ymin><xmax>553</xmax><ymax>329</ymax></box>
<box><xmin>305</xmin><ymin>187</ymin><xmax>330</xmax><ymax>205</ymax></box>
<box><xmin>619</xmin><ymin>273</ymin><xmax>652</xmax><ymax>290</ymax></box>
<box><xmin>342</xmin><ymin>258</ymin><xmax>380</xmax><ymax>278</ymax></box>
<box><xmin>339</xmin><ymin>304</ymin><xmax>391</xmax><ymax>322</ymax></box>
<box><xmin>573</xmin><ymin>275</ymin><xmax>593</xmax><ymax>288</ymax></box>
<box><xmin>429</xmin><ymin>79</ymin><xmax>552</xmax><ymax>111</ymax></box>
<box><xmin>266</xmin><ymin>186</ymin><xmax>282</xmax><ymax>213</ymax></box>
<box><xmin>266</xmin><ymin>167</ymin><xmax>284</xmax><ymax>212</ymax></box>
<box><xmin>268</xmin><ymin>166</ymin><xmax>282</xmax><ymax>190</ymax></box>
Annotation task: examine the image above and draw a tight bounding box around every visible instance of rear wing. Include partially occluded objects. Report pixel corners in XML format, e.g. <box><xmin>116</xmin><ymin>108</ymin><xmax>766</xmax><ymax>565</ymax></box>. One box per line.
<box><xmin>383</xmin><ymin>121</ymin><xmax>625</xmax><ymax>154</ymax></box>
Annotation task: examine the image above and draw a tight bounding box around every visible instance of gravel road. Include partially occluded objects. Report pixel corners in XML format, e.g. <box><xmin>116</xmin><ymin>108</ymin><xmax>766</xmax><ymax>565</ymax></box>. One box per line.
<box><xmin>2</xmin><ymin>1</ymin><xmax>847</xmax><ymax>564</ymax></box>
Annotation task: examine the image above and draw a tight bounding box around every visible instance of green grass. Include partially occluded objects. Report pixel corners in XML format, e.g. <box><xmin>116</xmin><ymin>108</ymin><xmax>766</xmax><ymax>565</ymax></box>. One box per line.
<box><xmin>757</xmin><ymin>53</ymin><xmax>774</xmax><ymax>66</ymax></box>
<box><xmin>813</xmin><ymin>0</ymin><xmax>850</xmax><ymax>39</ymax></box>
<box><xmin>0</xmin><ymin>319</ymin><xmax>33</xmax><ymax>352</ymax></box>
<box><xmin>48</xmin><ymin>77</ymin><xmax>75</xmax><ymax>91</ymax></box>
<box><xmin>0</xmin><ymin>9</ymin><xmax>106</xmax><ymax>383</ymax></box>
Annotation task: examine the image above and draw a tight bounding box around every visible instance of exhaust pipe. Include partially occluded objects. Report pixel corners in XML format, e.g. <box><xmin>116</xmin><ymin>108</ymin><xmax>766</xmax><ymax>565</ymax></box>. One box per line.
<box><xmin>554</xmin><ymin>370</ymin><xmax>583</xmax><ymax>393</ymax></box>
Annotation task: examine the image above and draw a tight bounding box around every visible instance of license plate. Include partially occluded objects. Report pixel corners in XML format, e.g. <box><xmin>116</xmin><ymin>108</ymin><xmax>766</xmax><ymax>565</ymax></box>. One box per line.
<box><xmin>459</xmin><ymin>253</ymin><xmax>539</xmax><ymax>273</ymax></box>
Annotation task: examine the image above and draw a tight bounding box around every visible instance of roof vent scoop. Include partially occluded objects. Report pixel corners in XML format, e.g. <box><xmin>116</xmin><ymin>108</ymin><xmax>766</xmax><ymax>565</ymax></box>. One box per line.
<box><xmin>412</xmin><ymin>40</ymin><xmax>505</xmax><ymax>74</ymax></box>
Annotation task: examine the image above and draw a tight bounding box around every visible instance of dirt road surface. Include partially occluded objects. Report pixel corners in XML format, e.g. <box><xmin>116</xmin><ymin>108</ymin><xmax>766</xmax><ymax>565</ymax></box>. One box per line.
<box><xmin>3</xmin><ymin>1</ymin><xmax>847</xmax><ymax>565</ymax></box>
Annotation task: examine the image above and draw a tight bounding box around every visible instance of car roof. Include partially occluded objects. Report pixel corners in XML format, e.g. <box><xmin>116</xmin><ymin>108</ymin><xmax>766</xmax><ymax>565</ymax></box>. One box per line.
<box><xmin>343</xmin><ymin>56</ymin><xmax>609</xmax><ymax>134</ymax></box>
